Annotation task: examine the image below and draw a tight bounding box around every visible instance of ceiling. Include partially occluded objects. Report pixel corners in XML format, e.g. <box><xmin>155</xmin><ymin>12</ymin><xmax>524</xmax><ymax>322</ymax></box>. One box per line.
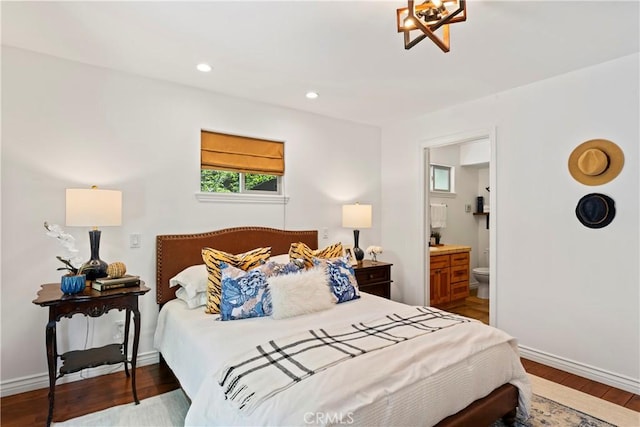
<box><xmin>2</xmin><ymin>1</ymin><xmax>638</xmax><ymax>127</ymax></box>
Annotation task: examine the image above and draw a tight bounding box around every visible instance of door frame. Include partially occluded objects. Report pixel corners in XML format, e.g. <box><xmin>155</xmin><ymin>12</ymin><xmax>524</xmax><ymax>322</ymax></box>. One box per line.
<box><xmin>420</xmin><ymin>127</ymin><xmax>498</xmax><ymax>325</ymax></box>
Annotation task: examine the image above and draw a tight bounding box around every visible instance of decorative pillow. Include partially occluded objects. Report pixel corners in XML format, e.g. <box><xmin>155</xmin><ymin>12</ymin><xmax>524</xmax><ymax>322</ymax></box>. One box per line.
<box><xmin>269</xmin><ymin>254</ymin><xmax>291</xmax><ymax>264</ymax></box>
<box><xmin>175</xmin><ymin>287</ymin><xmax>208</xmax><ymax>309</ymax></box>
<box><xmin>288</xmin><ymin>242</ymin><xmax>344</xmax><ymax>269</ymax></box>
<box><xmin>268</xmin><ymin>266</ymin><xmax>335</xmax><ymax>319</ymax></box>
<box><xmin>220</xmin><ymin>263</ymin><xmax>272</xmax><ymax>321</ymax></box>
<box><xmin>260</xmin><ymin>260</ymin><xmax>302</xmax><ymax>277</ymax></box>
<box><xmin>202</xmin><ymin>247</ymin><xmax>271</xmax><ymax>314</ymax></box>
<box><xmin>169</xmin><ymin>264</ymin><xmax>208</xmax><ymax>299</ymax></box>
<box><xmin>314</xmin><ymin>257</ymin><xmax>360</xmax><ymax>304</ymax></box>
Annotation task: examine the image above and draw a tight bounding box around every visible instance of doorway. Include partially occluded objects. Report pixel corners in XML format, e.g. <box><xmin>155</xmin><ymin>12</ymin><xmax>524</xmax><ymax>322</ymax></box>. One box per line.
<box><xmin>421</xmin><ymin>128</ymin><xmax>497</xmax><ymax>325</ymax></box>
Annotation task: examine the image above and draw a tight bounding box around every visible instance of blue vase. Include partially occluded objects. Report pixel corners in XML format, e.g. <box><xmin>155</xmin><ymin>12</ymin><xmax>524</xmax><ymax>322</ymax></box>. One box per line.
<box><xmin>61</xmin><ymin>274</ymin><xmax>86</xmax><ymax>294</ymax></box>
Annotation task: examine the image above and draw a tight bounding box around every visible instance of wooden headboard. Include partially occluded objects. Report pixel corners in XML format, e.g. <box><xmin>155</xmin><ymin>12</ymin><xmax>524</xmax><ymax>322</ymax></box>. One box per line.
<box><xmin>155</xmin><ymin>226</ymin><xmax>318</xmax><ymax>305</ymax></box>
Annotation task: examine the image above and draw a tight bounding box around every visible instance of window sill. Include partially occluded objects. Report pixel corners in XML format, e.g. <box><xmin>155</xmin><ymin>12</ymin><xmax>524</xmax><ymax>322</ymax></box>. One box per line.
<box><xmin>430</xmin><ymin>192</ymin><xmax>457</xmax><ymax>199</ymax></box>
<box><xmin>195</xmin><ymin>192</ymin><xmax>290</xmax><ymax>204</ymax></box>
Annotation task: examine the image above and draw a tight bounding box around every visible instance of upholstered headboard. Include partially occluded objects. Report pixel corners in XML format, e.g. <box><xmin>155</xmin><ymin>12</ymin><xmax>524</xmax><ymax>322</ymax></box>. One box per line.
<box><xmin>155</xmin><ymin>226</ymin><xmax>318</xmax><ymax>305</ymax></box>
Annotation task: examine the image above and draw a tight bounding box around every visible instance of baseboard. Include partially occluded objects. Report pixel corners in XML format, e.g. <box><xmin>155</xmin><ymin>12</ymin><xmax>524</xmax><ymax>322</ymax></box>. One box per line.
<box><xmin>0</xmin><ymin>350</ymin><xmax>159</xmax><ymax>397</ymax></box>
<box><xmin>519</xmin><ymin>345</ymin><xmax>640</xmax><ymax>394</ymax></box>
<box><xmin>5</xmin><ymin>347</ymin><xmax>639</xmax><ymax>397</ymax></box>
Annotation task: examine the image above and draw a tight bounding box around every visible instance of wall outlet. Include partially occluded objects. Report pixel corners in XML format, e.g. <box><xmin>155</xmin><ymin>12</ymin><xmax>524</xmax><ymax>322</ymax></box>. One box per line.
<box><xmin>321</xmin><ymin>228</ymin><xmax>329</xmax><ymax>240</ymax></box>
<box><xmin>465</xmin><ymin>204</ymin><xmax>471</xmax><ymax>213</ymax></box>
<box><xmin>114</xmin><ymin>320</ymin><xmax>125</xmax><ymax>341</ymax></box>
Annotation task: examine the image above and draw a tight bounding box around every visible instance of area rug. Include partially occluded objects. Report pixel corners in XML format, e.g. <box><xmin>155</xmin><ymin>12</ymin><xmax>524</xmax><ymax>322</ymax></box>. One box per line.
<box><xmin>53</xmin><ymin>389</ymin><xmax>189</xmax><ymax>427</ymax></box>
<box><xmin>54</xmin><ymin>375</ymin><xmax>638</xmax><ymax>426</ymax></box>
<box><xmin>493</xmin><ymin>394</ymin><xmax>615</xmax><ymax>427</ymax></box>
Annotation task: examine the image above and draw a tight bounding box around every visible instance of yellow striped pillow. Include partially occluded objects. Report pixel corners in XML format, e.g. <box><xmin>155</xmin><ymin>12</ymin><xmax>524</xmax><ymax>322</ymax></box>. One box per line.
<box><xmin>202</xmin><ymin>246</ymin><xmax>271</xmax><ymax>314</ymax></box>
<box><xmin>288</xmin><ymin>242</ymin><xmax>343</xmax><ymax>269</ymax></box>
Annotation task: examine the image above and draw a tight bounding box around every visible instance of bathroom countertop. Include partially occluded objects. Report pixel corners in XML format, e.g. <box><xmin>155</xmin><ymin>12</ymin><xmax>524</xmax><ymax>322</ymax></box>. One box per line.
<box><xmin>429</xmin><ymin>244</ymin><xmax>472</xmax><ymax>255</ymax></box>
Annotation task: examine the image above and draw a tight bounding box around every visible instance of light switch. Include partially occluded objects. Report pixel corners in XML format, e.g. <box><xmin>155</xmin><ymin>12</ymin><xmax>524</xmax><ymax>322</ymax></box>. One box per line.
<box><xmin>130</xmin><ymin>234</ymin><xmax>141</xmax><ymax>248</ymax></box>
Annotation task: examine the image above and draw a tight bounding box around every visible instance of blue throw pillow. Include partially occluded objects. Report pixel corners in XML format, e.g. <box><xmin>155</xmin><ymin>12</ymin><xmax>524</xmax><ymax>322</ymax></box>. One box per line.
<box><xmin>219</xmin><ymin>262</ymin><xmax>272</xmax><ymax>321</ymax></box>
<box><xmin>313</xmin><ymin>257</ymin><xmax>360</xmax><ymax>303</ymax></box>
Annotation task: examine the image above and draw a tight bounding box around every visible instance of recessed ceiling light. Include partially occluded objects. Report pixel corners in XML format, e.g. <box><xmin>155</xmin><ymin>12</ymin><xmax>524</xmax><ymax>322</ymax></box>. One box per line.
<box><xmin>306</xmin><ymin>91</ymin><xmax>319</xmax><ymax>99</ymax></box>
<box><xmin>197</xmin><ymin>63</ymin><xmax>212</xmax><ymax>72</ymax></box>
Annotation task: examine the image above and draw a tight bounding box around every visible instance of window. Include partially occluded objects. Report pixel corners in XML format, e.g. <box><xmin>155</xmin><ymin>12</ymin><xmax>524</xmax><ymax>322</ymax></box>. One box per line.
<box><xmin>200</xmin><ymin>170</ymin><xmax>280</xmax><ymax>194</ymax></box>
<box><xmin>200</xmin><ymin>130</ymin><xmax>284</xmax><ymax>195</ymax></box>
<box><xmin>430</xmin><ymin>164</ymin><xmax>454</xmax><ymax>193</ymax></box>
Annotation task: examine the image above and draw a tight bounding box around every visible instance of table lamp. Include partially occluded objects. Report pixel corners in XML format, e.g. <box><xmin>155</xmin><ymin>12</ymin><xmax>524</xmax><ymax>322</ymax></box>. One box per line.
<box><xmin>342</xmin><ymin>203</ymin><xmax>372</xmax><ymax>262</ymax></box>
<box><xmin>66</xmin><ymin>186</ymin><xmax>122</xmax><ymax>280</ymax></box>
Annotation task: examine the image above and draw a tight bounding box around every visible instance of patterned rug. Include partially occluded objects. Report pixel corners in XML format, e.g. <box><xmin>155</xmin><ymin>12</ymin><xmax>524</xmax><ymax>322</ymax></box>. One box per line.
<box><xmin>54</xmin><ymin>389</ymin><xmax>622</xmax><ymax>426</ymax></box>
<box><xmin>494</xmin><ymin>394</ymin><xmax>614</xmax><ymax>427</ymax></box>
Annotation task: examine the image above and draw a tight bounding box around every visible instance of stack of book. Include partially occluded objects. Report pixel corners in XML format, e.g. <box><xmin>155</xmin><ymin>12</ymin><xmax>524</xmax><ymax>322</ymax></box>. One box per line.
<box><xmin>92</xmin><ymin>275</ymin><xmax>141</xmax><ymax>291</ymax></box>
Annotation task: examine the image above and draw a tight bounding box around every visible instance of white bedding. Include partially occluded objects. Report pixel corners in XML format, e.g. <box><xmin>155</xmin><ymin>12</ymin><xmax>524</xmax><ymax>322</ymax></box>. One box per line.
<box><xmin>154</xmin><ymin>293</ymin><xmax>531</xmax><ymax>426</ymax></box>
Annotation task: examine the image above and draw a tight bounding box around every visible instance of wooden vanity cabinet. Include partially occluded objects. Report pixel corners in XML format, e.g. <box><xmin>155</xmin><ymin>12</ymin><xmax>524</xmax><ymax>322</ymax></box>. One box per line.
<box><xmin>430</xmin><ymin>250</ymin><xmax>470</xmax><ymax>308</ymax></box>
<box><xmin>429</xmin><ymin>255</ymin><xmax>450</xmax><ymax>306</ymax></box>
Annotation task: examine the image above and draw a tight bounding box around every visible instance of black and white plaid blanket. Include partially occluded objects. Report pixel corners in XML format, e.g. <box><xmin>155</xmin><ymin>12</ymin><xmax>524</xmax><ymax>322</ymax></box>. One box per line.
<box><xmin>218</xmin><ymin>306</ymin><xmax>471</xmax><ymax>414</ymax></box>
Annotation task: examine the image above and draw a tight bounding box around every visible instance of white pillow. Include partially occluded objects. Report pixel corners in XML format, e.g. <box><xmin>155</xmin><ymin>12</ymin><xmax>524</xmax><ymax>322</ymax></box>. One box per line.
<box><xmin>169</xmin><ymin>264</ymin><xmax>208</xmax><ymax>299</ymax></box>
<box><xmin>175</xmin><ymin>287</ymin><xmax>208</xmax><ymax>309</ymax></box>
<box><xmin>268</xmin><ymin>266</ymin><xmax>335</xmax><ymax>319</ymax></box>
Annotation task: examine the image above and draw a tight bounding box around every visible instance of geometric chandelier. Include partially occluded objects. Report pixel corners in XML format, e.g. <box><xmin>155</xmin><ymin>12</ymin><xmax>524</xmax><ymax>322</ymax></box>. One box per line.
<box><xmin>396</xmin><ymin>0</ymin><xmax>467</xmax><ymax>52</ymax></box>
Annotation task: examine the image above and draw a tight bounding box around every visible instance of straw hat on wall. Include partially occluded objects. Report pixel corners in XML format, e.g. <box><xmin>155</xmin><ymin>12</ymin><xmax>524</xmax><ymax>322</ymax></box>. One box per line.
<box><xmin>568</xmin><ymin>139</ymin><xmax>624</xmax><ymax>186</ymax></box>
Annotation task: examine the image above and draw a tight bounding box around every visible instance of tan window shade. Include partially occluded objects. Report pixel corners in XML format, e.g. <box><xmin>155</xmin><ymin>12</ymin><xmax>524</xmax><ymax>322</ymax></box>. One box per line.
<box><xmin>201</xmin><ymin>131</ymin><xmax>284</xmax><ymax>176</ymax></box>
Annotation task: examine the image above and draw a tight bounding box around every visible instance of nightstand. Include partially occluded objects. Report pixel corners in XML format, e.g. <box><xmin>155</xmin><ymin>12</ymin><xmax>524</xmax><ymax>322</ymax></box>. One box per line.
<box><xmin>353</xmin><ymin>260</ymin><xmax>393</xmax><ymax>299</ymax></box>
<box><xmin>33</xmin><ymin>282</ymin><xmax>150</xmax><ymax>426</ymax></box>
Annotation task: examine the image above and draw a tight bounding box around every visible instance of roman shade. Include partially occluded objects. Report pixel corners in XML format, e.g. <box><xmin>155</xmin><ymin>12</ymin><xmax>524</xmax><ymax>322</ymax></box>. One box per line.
<box><xmin>201</xmin><ymin>131</ymin><xmax>284</xmax><ymax>176</ymax></box>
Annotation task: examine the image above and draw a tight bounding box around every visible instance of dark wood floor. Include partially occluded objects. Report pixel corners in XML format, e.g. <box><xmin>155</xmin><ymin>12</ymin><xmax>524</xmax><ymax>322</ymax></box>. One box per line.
<box><xmin>2</xmin><ymin>294</ymin><xmax>638</xmax><ymax>426</ymax></box>
<box><xmin>445</xmin><ymin>293</ymin><xmax>490</xmax><ymax>325</ymax></box>
<box><xmin>2</xmin><ymin>360</ymin><xmax>637</xmax><ymax>426</ymax></box>
<box><xmin>0</xmin><ymin>363</ymin><xmax>180</xmax><ymax>426</ymax></box>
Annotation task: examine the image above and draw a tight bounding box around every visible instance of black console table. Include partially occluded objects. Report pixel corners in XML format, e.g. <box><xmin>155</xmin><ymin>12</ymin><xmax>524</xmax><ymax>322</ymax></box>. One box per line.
<box><xmin>33</xmin><ymin>282</ymin><xmax>149</xmax><ymax>426</ymax></box>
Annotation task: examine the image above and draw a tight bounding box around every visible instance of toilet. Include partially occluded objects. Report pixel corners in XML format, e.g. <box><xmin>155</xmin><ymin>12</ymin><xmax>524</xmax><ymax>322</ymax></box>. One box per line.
<box><xmin>472</xmin><ymin>267</ymin><xmax>489</xmax><ymax>299</ymax></box>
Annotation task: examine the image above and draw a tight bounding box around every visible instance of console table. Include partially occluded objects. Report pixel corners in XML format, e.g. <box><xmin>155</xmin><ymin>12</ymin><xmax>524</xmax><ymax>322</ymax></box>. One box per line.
<box><xmin>32</xmin><ymin>282</ymin><xmax>150</xmax><ymax>426</ymax></box>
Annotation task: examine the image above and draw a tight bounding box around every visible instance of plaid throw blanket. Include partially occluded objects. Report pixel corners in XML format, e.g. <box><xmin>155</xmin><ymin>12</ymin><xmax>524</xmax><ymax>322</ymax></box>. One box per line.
<box><xmin>218</xmin><ymin>306</ymin><xmax>471</xmax><ymax>414</ymax></box>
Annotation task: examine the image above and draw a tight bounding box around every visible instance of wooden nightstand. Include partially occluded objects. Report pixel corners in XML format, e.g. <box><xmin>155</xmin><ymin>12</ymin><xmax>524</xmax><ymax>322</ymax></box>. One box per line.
<box><xmin>33</xmin><ymin>282</ymin><xmax>150</xmax><ymax>426</ymax></box>
<box><xmin>353</xmin><ymin>260</ymin><xmax>393</xmax><ymax>299</ymax></box>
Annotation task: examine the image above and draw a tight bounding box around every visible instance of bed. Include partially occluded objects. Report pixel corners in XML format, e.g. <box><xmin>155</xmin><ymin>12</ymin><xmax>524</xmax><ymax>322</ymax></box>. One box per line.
<box><xmin>154</xmin><ymin>227</ymin><xmax>530</xmax><ymax>426</ymax></box>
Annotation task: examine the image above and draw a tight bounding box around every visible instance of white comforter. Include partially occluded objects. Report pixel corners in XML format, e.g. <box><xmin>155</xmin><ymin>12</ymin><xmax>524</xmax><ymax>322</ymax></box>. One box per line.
<box><xmin>154</xmin><ymin>294</ymin><xmax>531</xmax><ymax>426</ymax></box>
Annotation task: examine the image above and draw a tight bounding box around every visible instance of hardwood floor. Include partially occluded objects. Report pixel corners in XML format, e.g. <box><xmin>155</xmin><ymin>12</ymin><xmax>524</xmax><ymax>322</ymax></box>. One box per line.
<box><xmin>0</xmin><ymin>363</ymin><xmax>181</xmax><ymax>426</ymax></box>
<box><xmin>2</xmin><ymin>324</ymin><xmax>638</xmax><ymax>425</ymax></box>
<box><xmin>445</xmin><ymin>293</ymin><xmax>490</xmax><ymax>324</ymax></box>
<box><xmin>2</xmin><ymin>362</ymin><xmax>638</xmax><ymax>426</ymax></box>
<box><xmin>522</xmin><ymin>359</ymin><xmax>640</xmax><ymax>411</ymax></box>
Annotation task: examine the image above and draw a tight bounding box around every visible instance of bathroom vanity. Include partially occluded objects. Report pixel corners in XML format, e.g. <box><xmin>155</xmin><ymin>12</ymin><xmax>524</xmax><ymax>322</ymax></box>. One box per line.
<box><xmin>429</xmin><ymin>245</ymin><xmax>471</xmax><ymax>308</ymax></box>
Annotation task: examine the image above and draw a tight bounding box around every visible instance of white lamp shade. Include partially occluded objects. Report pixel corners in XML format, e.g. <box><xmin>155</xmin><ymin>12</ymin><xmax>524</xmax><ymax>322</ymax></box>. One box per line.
<box><xmin>342</xmin><ymin>204</ymin><xmax>372</xmax><ymax>228</ymax></box>
<box><xmin>66</xmin><ymin>188</ymin><xmax>122</xmax><ymax>227</ymax></box>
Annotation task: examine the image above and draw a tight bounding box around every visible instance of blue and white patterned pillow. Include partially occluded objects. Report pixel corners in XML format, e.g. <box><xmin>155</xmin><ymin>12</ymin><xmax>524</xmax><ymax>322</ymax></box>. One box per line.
<box><xmin>219</xmin><ymin>261</ymin><xmax>303</xmax><ymax>321</ymax></box>
<box><xmin>260</xmin><ymin>260</ymin><xmax>302</xmax><ymax>277</ymax></box>
<box><xmin>220</xmin><ymin>262</ymin><xmax>272</xmax><ymax>321</ymax></box>
<box><xmin>313</xmin><ymin>257</ymin><xmax>360</xmax><ymax>303</ymax></box>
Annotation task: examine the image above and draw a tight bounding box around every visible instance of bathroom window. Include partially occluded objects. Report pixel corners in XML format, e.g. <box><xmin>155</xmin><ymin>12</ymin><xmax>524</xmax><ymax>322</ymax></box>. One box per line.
<box><xmin>430</xmin><ymin>164</ymin><xmax>455</xmax><ymax>193</ymax></box>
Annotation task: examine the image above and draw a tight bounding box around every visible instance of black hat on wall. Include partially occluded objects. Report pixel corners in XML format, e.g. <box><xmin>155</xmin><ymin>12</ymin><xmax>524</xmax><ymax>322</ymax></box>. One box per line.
<box><xmin>575</xmin><ymin>193</ymin><xmax>616</xmax><ymax>229</ymax></box>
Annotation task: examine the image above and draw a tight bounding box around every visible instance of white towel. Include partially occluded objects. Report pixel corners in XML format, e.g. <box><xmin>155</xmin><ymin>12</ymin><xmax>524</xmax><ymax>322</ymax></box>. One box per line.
<box><xmin>430</xmin><ymin>204</ymin><xmax>447</xmax><ymax>228</ymax></box>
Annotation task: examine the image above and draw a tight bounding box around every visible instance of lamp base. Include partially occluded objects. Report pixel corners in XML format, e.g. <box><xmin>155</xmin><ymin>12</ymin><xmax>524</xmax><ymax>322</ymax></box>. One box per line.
<box><xmin>83</xmin><ymin>229</ymin><xmax>109</xmax><ymax>280</ymax></box>
<box><xmin>353</xmin><ymin>229</ymin><xmax>365</xmax><ymax>261</ymax></box>
<box><xmin>353</xmin><ymin>246</ymin><xmax>365</xmax><ymax>262</ymax></box>
<box><xmin>82</xmin><ymin>259</ymin><xmax>108</xmax><ymax>281</ymax></box>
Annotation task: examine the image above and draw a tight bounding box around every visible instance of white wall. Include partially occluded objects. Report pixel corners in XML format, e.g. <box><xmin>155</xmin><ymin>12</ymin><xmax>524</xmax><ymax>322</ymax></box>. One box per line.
<box><xmin>429</xmin><ymin>144</ymin><xmax>479</xmax><ymax>260</ymax></box>
<box><xmin>0</xmin><ymin>47</ymin><xmax>382</xmax><ymax>394</ymax></box>
<box><xmin>476</xmin><ymin>167</ymin><xmax>490</xmax><ymax>269</ymax></box>
<box><xmin>381</xmin><ymin>53</ymin><xmax>639</xmax><ymax>392</ymax></box>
